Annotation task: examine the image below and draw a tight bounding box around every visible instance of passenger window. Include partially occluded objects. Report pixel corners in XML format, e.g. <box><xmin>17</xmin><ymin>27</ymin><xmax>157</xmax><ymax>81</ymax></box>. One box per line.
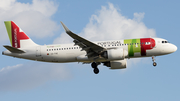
<box><xmin>47</xmin><ymin>49</ymin><xmax>48</xmax><ymax>51</ymax></box>
<box><xmin>162</xmin><ymin>41</ymin><xmax>164</xmax><ymax>43</ymax></box>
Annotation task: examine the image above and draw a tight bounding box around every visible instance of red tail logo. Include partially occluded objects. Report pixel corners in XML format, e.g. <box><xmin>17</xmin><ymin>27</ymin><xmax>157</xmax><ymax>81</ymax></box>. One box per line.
<box><xmin>11</xmin><ymin>21</ymin><xmax>29</xmax><ymax>48</ymax></box>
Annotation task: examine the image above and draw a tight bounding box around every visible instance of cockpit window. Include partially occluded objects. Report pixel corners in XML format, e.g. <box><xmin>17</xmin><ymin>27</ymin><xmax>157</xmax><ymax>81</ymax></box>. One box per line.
<box><xmin>162</xmin><ymin>41</ymin><xmax>169</xmax><ymax>43</ymax></box>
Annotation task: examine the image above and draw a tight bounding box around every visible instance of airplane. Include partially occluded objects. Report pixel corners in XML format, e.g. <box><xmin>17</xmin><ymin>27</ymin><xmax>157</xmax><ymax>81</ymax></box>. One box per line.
<box><xmin>2</xmin><ymin>21</ymin><xmax>177</xmax><ymax>74</ymax></box>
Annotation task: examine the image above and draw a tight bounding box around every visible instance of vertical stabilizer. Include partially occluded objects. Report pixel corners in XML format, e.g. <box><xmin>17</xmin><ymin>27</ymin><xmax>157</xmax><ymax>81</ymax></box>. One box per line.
<box><xmin>4</xmin><ymin>21</ymin><xmax>38</xmax><ymax>48</ymax></box>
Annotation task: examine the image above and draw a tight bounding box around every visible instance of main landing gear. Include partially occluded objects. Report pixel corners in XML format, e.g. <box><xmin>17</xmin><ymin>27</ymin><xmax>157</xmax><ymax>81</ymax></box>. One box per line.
<box><xmin>91</xmin><ymin>62</ymin><xmax>100</xmax><ymax>74</ymax></box>
<box><xmin>152</xmin><ymin>56</ymin><xmax>157</xmax><ymax>66</ymax></box>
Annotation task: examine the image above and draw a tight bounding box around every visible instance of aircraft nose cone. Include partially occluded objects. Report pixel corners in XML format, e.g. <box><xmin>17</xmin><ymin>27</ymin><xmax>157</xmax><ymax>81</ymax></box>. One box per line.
<box><xmin>170</xmin><ymin>44</ymin><xmax>177</xmax><ymax>53</ymax></box>
<box><xmin>172</xmin><ymin>44</ymin><xmax>177</xmax><ymax>52</ymax></box>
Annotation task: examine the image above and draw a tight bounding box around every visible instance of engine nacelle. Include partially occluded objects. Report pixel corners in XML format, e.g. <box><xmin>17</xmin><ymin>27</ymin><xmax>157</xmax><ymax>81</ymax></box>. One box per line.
<box><xmin>110</xmin><ymin>59</ymin><xmax>127</xmax><ymax>69</ymax></box>
<box><xmin>103</xmin><ymin>48</ymin><xmax>128</xmax><ymax>60</ymax></box>
<box><xmin>103</xmin><ymin>59</ymin><xmax>127</xmax><ymax>69</ymax></box>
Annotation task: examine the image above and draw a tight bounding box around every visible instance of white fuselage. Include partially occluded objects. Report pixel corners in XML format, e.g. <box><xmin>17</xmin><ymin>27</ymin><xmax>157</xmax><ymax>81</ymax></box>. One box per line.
<box><xmin>2</xmin><ymin>38</ymin><xmax>177</xmax><ymax>63</ymax></box>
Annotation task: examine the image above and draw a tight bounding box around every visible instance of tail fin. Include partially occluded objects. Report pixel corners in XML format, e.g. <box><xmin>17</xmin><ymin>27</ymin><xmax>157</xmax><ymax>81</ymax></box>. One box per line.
<box><xmin>4</xmin><ymin>21</ymin><xmax>38</xmax><ymax>48</ymax></box>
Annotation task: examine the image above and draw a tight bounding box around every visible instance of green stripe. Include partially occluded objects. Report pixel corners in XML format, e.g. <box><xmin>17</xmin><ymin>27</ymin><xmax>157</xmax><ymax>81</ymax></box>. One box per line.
<box><xmin>4</xmin><ymin>21</ymin><xmax>12</xmax><ymax>46</ymax></box>
<box><xmin>132</xmin><ymin>39</ymin><xmax>141</xmax><ymax>53</ymax></box>
<box><xmin>124</xmin><ymin>39</ymin><xmax>141</xmax><ymax>57</ymax></box>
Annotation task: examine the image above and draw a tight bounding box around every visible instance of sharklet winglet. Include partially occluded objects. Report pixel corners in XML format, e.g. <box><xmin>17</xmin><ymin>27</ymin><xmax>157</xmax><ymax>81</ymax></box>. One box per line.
<box><xmin>60</xmin><ymin>21</ymin><xmax>71</xmax><ymax>33</ymax></box>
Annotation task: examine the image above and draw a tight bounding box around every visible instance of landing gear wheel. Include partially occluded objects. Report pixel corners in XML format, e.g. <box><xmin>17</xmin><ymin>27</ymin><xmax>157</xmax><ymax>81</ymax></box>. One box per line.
<box><xmin>153</xmin><ymin>62</ymin><xmax>157</xmax><ymax>66</ymax></box>
<box><xmin>91</xmin><ymin>62</ymin><xmax>100</xmax><ymax>74</ymax></box>
<box><xmin>152</xmin><ymin>56</ymin><xmax>157</xmax><ymax>67</ymax></box>
<box><xmin>91</xmin><ymin>62</ymin><xmax>97</xmax><ymax>68</ymax></box>
<box><xmin>93</xmin><ymin>68</ymin><xmax>99</xmax><ymax>74</ymax></box>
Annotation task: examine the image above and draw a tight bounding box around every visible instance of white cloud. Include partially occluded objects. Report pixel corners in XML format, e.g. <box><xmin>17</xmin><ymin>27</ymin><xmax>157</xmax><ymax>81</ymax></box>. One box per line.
<box><xmin>133</xmin><ymin>12</ymin><xmax>145</xmax><ymax>22</ymax></box>
<box><xmin>54</xmin><ymin>3</ymin><xmax>156</xmax><ymax>43</ymax></box>
<box><xmin>80</xmin><ymin>3</ymin><xmax>156</xmax><ymax>41</ymax></box>
<box><xmin>0</xmin><ymin>62</ymin><xmax>71</xmax><ymax>91</ymax></box>
<box><xmin>0</xmin><ymin>64</ymin><xmax>23</xmax><ymax>72</ymax></box>
<box><xmin>0</xmin><ymin>0</ymin><xmax>59</xmax><ymax>44</ymax></box>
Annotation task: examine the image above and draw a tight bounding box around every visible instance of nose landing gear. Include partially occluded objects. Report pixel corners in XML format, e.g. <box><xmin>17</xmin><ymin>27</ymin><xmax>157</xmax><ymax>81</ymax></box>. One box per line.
<box><xmin>152</xmin><ymin>56</ymin><xmax>157</xmax><ymax>66</ymax></box>
<box><xmin>91</xmin><ymin>62</ymin><xmax>100</xmax><ymax>74</ymax></box>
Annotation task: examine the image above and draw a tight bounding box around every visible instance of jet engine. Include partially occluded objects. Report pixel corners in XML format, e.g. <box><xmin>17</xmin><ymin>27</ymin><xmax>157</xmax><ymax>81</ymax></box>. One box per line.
<box><xmin>103</xmin><ymin>48</ymin><xmax>128</xmax><ymax>60</ymax></box>
<box><xmin>103</xmin><ymin>59</ymin><xmax>127</xmax><ymax>69</ymax></box>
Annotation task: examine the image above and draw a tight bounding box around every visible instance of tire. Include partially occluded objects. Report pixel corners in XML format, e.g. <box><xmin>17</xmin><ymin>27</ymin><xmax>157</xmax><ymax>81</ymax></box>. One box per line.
<box><xmin>93</xmin><ymin>68</ymin><xmax>99</xmax><ymax>74</ymax></box>
<box><xmin>91</xmin><ymin>62</ymin><xmax>97</xmax><ymax>68</ymax></box>
<box><xmin>153</xmin><ymin>62</ymin><xmax>157</xmax><ymax>66</ymax></box>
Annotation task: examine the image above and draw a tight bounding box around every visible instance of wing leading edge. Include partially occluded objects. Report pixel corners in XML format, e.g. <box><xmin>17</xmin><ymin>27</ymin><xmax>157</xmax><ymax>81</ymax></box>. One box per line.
<box><xmin>60</xmin><ymin>22</ymin><xmax>106</xmax><ymax>59</ymax></box>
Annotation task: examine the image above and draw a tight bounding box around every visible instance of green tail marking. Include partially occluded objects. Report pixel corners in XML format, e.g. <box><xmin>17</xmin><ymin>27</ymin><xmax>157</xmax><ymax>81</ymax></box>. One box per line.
<box><xmin>4</xmin><ymin>21</ymin><xmax>12</xmax><ymax>46</ymax></box>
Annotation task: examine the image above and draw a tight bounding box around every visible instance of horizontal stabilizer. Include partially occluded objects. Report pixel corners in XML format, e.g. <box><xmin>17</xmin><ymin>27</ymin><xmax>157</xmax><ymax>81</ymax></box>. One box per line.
<box><xmin>3</xmin><ymin>45</ymin><xmax>25</xmax><ymax>53</ymax></box>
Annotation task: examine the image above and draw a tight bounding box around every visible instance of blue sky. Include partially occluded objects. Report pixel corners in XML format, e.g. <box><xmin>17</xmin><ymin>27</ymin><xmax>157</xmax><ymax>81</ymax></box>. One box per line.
<box><xmin>0</xmin><ymin>0</ymin><xmax>180</xmax><ymax>101</ymax></box>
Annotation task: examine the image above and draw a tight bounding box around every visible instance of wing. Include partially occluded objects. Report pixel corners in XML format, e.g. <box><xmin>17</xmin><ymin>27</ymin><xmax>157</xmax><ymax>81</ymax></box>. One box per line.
<box><xmin>60</xmin><ymin>22</ymin><xmax>106</xmax><ymax>59</ymax></box>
